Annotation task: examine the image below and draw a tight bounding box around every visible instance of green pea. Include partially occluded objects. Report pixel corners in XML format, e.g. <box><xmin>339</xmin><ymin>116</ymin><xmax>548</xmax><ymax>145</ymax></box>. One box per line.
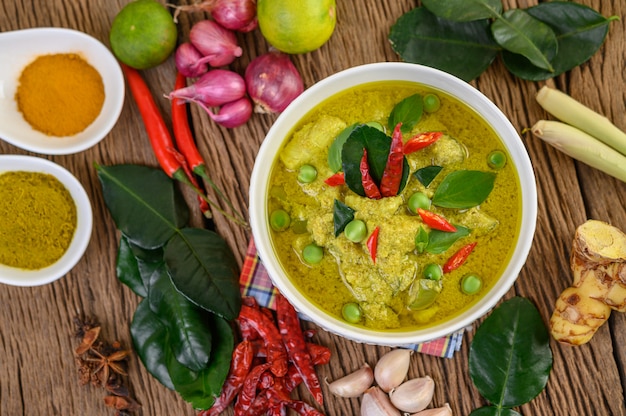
<box><xmin>423</xmin><ymin>93</ymin><xmax>441</xmax><ymax>113</ymax></box>
<box><xmin>423</xmin><ymin>263</ymin><xmax>443</xmax><ymax>281</ymax></box>
<box><xmin>487</xmin><ymin>150</ymin><xmax>507</xmax><ymax>170</ymax></box>
<box><xmin>297</xmin><ymin>164</ymin><xmax>317</xmax><ymax>183</ymax></box>
<box><xmin>342</xmin><ymin>302</ymin><xmax>362</xmax><ymax>323</ymax></box>
<box><xmin>407</xmin><ymin>192</ymin><xmax>431</xmax><ymax>214</ymax></box>
<box><xmin>269</xmin><ymin>209</ymin><xmax>290</xmax><ymax>231</ymax></box>
<box><xmin>344</xmin><ymin>219</ymin><xmax>367</xmax><ymax>243</ymax></box>
<box><xmin>461</xmin><ymin>274</ymin><xmax>483</xmax><ymax>295</ymax></box>
<box><xmin>302</xmin><ymin>243</ymin><xmax>324</xmax><ymax>264</ymax></box>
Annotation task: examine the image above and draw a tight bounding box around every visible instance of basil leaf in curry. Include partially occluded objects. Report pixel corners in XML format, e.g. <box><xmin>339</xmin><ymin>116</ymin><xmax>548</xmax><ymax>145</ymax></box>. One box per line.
<box><xmin>116</xmin><ymin>235</ymin><xmax>148</xmax><ymax>297</ymax></box>
<box><xmin>491</xmin><ymin>9</ymin><xmax>558</xmax><ymax>72</ymax></box>
<box><xmin>165</xmin><ymin>227</ymin><xmax>241</xmax><ymax>320</ymax></box>
<box><xmin>426</xmin><ymin>225</ymin><xmax>470</xmax><ymax>254</ymax></box>
<box><xmin>96</xmin><ymin>163</ymin><xmax>189</xmax><ymax>249</ymax></box>
<box><xmin>422</xmin><ymin>0</ymin><xmax>502</xmax><ymax>22</ymax></box>
<box><xmin>388</xmin><ymin>93</ymin><xmax>423</xmax><ymax>134</ymax></box>
<box><xmin>148</xmin><ymin>261</ymin><xmax>213</xmax><ymax>372</ymax></box>
<box><xmin>342</xmin><ymin>125</ymin><xmax>409</xmax><ymax>197</ymax></box>
<box><xmin>502</xmin><ymin>2</ymin><xmax>617</xmax><ymax>81</ymax></box>
<box><xmin>389</xmin><ymin>7</ymin><xmax>499</xmax><ymax>82</ymax></box>
<box><xmin>333</xmin><ymin>199</ymin><xmax>355</xmax><ymax>237</ymax></box>
<box><xmin>469</xmin><ymin>297</ymin><xmax>552</xmax><ymax>410</ymax></box>
<box><xmin>414</xmin><ymin>165</ymin><xmax>443</xmax><ymax>187</ymax></box>
<box><xmin>415</xmin><ymin>225</ymin><xmax>429</xmax><ymax>253</ymax></box>
<box><xmin>328</xmin><ymin>123</ymin><xmax>359</xmax><ymax>173</ymax></box>
<box><xmin>432</xmin><ymin>170</ymin><xmax>496</xmax><ymax>209</ymax></box>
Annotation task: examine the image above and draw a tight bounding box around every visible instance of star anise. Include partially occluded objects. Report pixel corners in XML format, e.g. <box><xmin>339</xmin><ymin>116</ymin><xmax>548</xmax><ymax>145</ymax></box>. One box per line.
<box><xmin>85</xmin><ymin>345</ymin><xmax>129</xmax><ymax>387</ymax></box>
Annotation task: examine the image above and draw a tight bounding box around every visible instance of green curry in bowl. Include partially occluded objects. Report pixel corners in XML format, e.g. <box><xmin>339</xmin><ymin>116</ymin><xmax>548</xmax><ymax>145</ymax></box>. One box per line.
<box><xmin>266</xmin><ymin>81</ymin><xmax>521</xmax><ymax>331</ymax></box>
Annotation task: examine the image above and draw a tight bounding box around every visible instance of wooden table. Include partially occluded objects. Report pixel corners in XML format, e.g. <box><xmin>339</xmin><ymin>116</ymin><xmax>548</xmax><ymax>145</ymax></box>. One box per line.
<box><xmin>1</xmin><ymin>0</ymin><xmax>625</xmax><ymax>414</ymax></box>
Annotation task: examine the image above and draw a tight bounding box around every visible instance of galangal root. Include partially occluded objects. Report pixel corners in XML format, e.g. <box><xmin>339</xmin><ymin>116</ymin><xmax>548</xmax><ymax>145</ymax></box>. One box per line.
<box><xmin>550</xmin><ymin>220</ymin><xmax>626</xmax><ymax>345</ymax></box>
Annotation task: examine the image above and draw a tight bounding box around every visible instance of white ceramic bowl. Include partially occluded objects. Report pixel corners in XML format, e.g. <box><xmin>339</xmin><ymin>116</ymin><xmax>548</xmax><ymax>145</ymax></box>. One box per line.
<box><xmin>0</xmin><ymin>155</ymin><xmax>93</xmax><ymax>286</ymax></box>
<box><xmin>249</xmin><ymin>62</ymin><xmax>537</xmax><ymax>346</ymax></box>
<box><xmin>0</xmin><ymin>27</ymin><xmax>125</xmax><ymax>155</ymax></box>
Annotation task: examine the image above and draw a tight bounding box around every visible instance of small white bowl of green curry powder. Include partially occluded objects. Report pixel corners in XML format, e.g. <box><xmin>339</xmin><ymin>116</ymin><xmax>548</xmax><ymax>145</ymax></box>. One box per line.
<box><xmin>0</xmin><ymin>155</ymin><xmax>93</xmax><ymax>286</ymax></box>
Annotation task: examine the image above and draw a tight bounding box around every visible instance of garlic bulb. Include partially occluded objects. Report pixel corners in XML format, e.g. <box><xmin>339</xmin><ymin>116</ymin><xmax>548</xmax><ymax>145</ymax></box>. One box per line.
<box><xmin>360</xmin><ymin>386</ymin><xmax>401</xmax><ymax>416</ymax></box>
<box><xmin>327</xmin><ymin>363</ymin><xmax>374</xmax><ymax>398</ymax></box>
<box><xmin>374</xmin><ymin>348</ymin><xmax>412</xmax><ymax>392</ymax></box>
<box><xmin>410</xmin><ymin>403</ymin><xmax>453</xmax><ymax>416</ymax></box>
<box><xmin>389</xmin><ymin>376</ymin><xmax>435</xmax><ymax>413</ymax></box>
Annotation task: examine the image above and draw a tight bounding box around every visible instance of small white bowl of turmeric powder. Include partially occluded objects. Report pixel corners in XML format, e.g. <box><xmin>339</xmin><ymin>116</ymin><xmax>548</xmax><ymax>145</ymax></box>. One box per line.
<box><xmin>0</xmin><ymin>27</ymin><xmax>124</xmax><ymax>155</ymax></box>
<box><xmin>0</xmin><ymin>155</ymin><xmax>93</xmax><ymax>286</ymax></box>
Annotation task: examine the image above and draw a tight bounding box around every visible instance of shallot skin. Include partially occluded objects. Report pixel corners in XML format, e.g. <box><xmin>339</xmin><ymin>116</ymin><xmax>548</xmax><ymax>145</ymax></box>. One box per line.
<box><xmin>167</xmin><ymin>69</ymin><xmax>246</xmax><ymax>107</ymax></box>
<box><xmin>245</xmin><ymin>50</ymin><xmax>304</xmax><ymax>114</ymax></box>
<box><xmin>210</xmin><ymin>97</ymin><xmax>252</xmax><ymax>128</ymax></box>
<box><xmin>210</xmin><ymin>0</ymin><xmax>258</xmax><ymax>32</ymax></box>
<box><xmin>175</xmin><ymin>42</ymin><xmax>210</xmax><ymax>78</ymax></box>
<box><xmin>189</xmin><ymin>20</ymin><xmax>243</xmax><ymax>67</ymax></box>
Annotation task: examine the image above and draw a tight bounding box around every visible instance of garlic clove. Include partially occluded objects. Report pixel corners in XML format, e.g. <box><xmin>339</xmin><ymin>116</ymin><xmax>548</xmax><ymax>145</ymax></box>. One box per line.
<box><xmin>360</xmin><ymin>386</ymin><xmax>401</xmax><ymax>416</ymax></box>
<box><xmin>327</xmin><ymin>363</ymin><xmax>374</xmax><ymax>398</ymax></box>
<box><xmin>374</xmin><ymin>348</ymin><xmax>413</xmax><ymax>392</ymax></box>
<box><xmin>409</xmin><ymin>403</ymin><xmax>453</xmax><ymax>416</ymax></box>
<box><xmin>389</xmin><ymin>376</ymin><xmax>435</xmax><ymax>413</ymax></box>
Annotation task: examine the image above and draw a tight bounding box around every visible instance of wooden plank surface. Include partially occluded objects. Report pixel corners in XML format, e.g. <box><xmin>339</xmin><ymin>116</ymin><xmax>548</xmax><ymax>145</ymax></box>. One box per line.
<box><xmin>1</xmin><ymin>0</ymin><xmax>625</xmax><ymax>415</ymax></box>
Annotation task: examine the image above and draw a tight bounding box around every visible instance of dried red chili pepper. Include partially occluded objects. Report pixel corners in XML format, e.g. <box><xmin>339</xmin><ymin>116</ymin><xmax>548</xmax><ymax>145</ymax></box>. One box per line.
<box><xmin>367</xmin><ymin>226</ymin><xmax>380</xmax><ymax>264</ymax></box>
<box><xmin>324</xmin><ymin>171</ymin><xmax>345</xmax><ymax>186</ymax></box>
<box><xmin>403</xmin><ymin>131</ymin><xmax>443</xmax><ymax>154</ymax></box>
<box><xmin>380</xmin><ymin>123</ymin><xmax>405</xmax><ymax>197</ymax></box>
<box><xmin>203</xmin><ymin>340</ymin><xmax>254</xmax><ymax>416</ymax></box>
<box><xmin>306</xmin><ymin>343</ymin><xmax>331</xmax><ymax>365</ymax></box>
<box><xmin>360</xmin><ymin>148</ymin><xmax>382</xmax><ymax>199</ymax></box>
<box><xmin>443</xmin><ymin>242</ymin><xmax>477</xmax><ymax>273</ymax></box>
<box><xmin>283</xmin><ymin>399</ymin><xmax>326</xmax><ymax>416</ymax></box>
<box><xmin>243</xmin><ymin>391</ymin><xmax>269</xmax><ymax>416</ymax></box>
<box><xmin>234</xmin><ymin>362</ymin><xmax>272</xmax><ymax>415</ymax></box>
<box><xmin>276</xmin><ymin>293</ymin><xmax>324</xmax><ymax>406</ymax></box>
<box><xmin>417</xmin><ymin>208</ymin><xmax>457</xmax><ymax>232</ymax></box>
<box><xmin>238</xmin><ymin>305</ymin><xmax>288</xmax><ymax>377</ymax></box>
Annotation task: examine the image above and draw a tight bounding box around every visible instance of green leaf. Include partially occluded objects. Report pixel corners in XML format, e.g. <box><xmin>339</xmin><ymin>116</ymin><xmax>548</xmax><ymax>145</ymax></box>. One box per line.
<box><xmin>167</xmin><ymin>315</ymin><xmax>234</xmax><ymax>410</ymax></box>
<box><xmin>432</xmin><ymin>170</ymin><xmax>496</xmax><ymax>209</ymax></box>
<box><xmin>491</xmin><ymin>9</ymin><xmax>557</xmax><ymax>72</ymax></box>
<box><xmin>165</xmin><ymin>228</ymin><xmax>241</xmax><ymax>320</ymax></box>
<box><xmin>333</xmin><ymin>199</ymin><xmax>356</xmax><ymax>237</ymax></box>
<box><xmin>422</xmin><ymin>0</ymin><xmax>502</xmax><ymax>22</ymax></box>
<box><xmin>388</xmin><ymin>94</ymin><xmax>423</xmax><ymax>133</ymax></box>
<box><xmin>502</xmin><ymin>2</ymin><xmax>616</xmax><ymax>81</ymax></box>
<box><xmin>426</xmin><ymin>226</ymin><xmax>470</xmax><ymax>254</ymax></box>
<box><xmin>328</xmin><ymin>123</ymin><xmax>359</xmax><ymax>173</ymax></box>
<box><xmin>342</xmin><ymin>125</ymin><xmax>409</xmax><ymax>197</ymax></box>
<box><xmin>469</xmin><ymin>297</ymin><xmax>552</xmax><ymax>408</ymax></box>
<box><xmin>116</xmin><ymin>235</ymin><xmax>148</xmax><ymax>297</ymax></box>
<box><xmin>414</xmin><ymin>165</ymin><xmax>443</xmax><ymax>187</ymax></box>
<box><xmin>415</xmin><ymin>226</ymin><xmax>429</xmax><ymax>253</ymax></box>
<box><xmin>130</xmin><ymin>299</ymin><xmax>175</xmax><ymax>390</ymax></box>
<box><xmin>389</xmin><ymin>7</ymin><xmax>499</xmax><ymax>82</ymax></box>
<box><xmin>470</xmin><ymin>407</ymin><xmax>522</xmax><ymax>416</ymax></box>
<box><xmin>96</xmin><ymin>164</ymin><xmax>189</xmax><ymax>249</ymax></box>
<box><xmin>148</xmin><ymin>262</ymin><xmax>213</xmax><ymax>372</ymax></box>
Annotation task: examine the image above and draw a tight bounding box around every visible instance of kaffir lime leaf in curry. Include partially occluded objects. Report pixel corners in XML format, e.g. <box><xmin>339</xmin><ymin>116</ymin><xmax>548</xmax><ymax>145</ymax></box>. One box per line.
<box><xmin>109</xmin><ymin>0</ymin><xmax>177</xmax><ymax>70</ymax></box>
<box><xmin>257</xmin><ymin>0</ymin><xmax>337</xmax><ymax>54</ymax></box>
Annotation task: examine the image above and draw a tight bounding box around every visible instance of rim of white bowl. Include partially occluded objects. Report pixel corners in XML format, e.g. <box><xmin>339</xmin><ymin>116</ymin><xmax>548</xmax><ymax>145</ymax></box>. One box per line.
<box><xmin>0</xmin><ymin>27</ymin><xmax>125</xmax><ymax>155</ymax></box>
<box><xmin>0</xmin><ymin>155</ymin><xmax>93</xmax><ymax>286</ymax></box>
<box><xmin>250</xmin><ymin>62</ymin><xmax>537</xmax><ymax>346</ymax></box>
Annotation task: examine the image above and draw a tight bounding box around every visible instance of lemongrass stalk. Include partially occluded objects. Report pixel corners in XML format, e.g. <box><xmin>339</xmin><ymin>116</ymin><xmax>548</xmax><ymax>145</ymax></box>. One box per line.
<box><xmin>536</xmin><ymin>86</ymin><xmax>626</xmax><ymax>156</ymax></box>
<box><xmin>531</xmin><ymin>120</ymin><xmax>626</xmax><ymax>183</ymax></box>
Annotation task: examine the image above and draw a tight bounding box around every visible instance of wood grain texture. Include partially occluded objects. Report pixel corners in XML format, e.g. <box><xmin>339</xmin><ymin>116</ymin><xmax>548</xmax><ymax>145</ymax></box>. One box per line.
<box><xmin>1</xmin><ymin>0</ymin><xmax>625</xmax><ymax>415</ymax></box>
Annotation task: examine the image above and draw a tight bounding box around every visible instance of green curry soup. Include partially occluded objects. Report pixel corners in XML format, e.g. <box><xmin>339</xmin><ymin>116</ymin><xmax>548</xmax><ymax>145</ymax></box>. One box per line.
<box><xmin>267</xmin><ymin>81</ymin><xmax>521</xmax><ymax>331</ymax></box>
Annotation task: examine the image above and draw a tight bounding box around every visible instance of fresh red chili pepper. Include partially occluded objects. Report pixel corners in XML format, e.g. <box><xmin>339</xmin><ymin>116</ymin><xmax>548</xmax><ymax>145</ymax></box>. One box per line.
<box><xmin>403</xmin><ymin>131</ymin><xmax>443</xmax><ymax>154</ymax></box>
<box><xmin>324</xmin><ymin>171</ymin><xmax>345</xmax><ymax>186</ymax></box>
<box><xmin>380</xmin><ymin>123</ymin><xmax>405</xmax><ymax>197</ymax></box>
<box><xmin>275</xmin><ymin>293</ymin><xmax>324</xmax><ymax>406</ymax></box>
<box><xmin>360</xmin><ymin>148</ymin><xmax>382</xmax><ymax>199</ymax></box>
<box><xmin>120</xmin><ymin>64</ymin><xmax>183</xmax><ymax>179</ymax></box>
<box><xmin>367</xmin><ymin>226</ymin><xmax>380</xmax><ymax>264</ymax></box>
<box><xmin>443</xmin><ymin>242</ymin><xmax>477</xmax><ymax>273</ymax></box>
<box><xmin>202</xmin><ymin>340</ymin><xmax>254</xmax><ymax>416</ymax></box>
<box><xmin>234</xmin><ymin>362</ymin><xmax>272</xmax><ymax>415</ymax></box>
<box><xmin>417</xmin><ymin>208</ymin><xmax>457</xmax><ymax>232</ymax></box>
<box><xmin>238</xmin><ymin>305</ymin><xmax>288</xmax><ymax>377</ymax></box>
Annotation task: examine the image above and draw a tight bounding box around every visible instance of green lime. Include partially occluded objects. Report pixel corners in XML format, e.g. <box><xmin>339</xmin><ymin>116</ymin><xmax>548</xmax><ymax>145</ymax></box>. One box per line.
<box><xmin>257</xmin><ymin>0</ymin><xmax>337</xmax><ymax>54</ymax></box>
<box><xmin>109</xmin><ymin>0</ymin><xmax>177</xmax><ymax>70</ymax></box>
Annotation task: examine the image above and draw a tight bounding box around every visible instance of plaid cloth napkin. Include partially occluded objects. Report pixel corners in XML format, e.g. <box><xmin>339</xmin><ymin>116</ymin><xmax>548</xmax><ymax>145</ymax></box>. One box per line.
<box><xmin>239</xmin><ymin>239</ymin><xmax>464</xmax><ymax>358</ymax></box>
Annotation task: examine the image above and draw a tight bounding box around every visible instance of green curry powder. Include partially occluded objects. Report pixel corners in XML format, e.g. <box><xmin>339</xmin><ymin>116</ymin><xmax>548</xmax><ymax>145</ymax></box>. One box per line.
<box><xmin>0</xmin><ymin>171</ymin><xmax>77</xmax><ymax>270</ymax></box>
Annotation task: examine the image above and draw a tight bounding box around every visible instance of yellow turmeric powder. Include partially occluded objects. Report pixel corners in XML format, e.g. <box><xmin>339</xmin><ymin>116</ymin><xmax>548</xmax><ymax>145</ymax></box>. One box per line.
<box><xmin>15</xmin><ymin>53</ymin><xmax>105</xmax><ymax>137</ymax></box>
<box><xmin>0</xmin><ymin>171</ymin><xmax>77</xmax><ymax>270</ymax></box>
